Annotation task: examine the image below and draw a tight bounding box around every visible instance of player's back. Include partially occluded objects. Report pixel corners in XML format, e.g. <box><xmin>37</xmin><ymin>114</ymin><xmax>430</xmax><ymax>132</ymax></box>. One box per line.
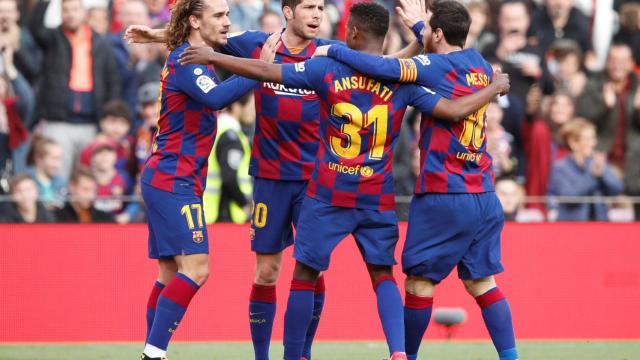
<box><xmin>222</xmin><ymin>31</ymin><xmax>338</xmax><ymax>181</ymax></box>
<box><xmin>411</xmin><ymin>49</ymin><xmax>495</xmax><ymax>194</ymax></box>
<box><xmin>141</xmin><ymin>42</ymin><xmax>218</xmax><ymax>197</ymax></box>
<box><xmin>282</xmin><ymin>57</ymin><xmax>441</xmax><ymax>211</ymax></box>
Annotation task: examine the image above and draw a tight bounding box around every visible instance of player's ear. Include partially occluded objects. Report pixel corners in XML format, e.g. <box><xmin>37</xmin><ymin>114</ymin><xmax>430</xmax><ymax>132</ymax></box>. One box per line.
<box><xmin>351</xmin><ymin>25</ymin><xmax>359</xmax><ymax>40</ymax></box>
<box><xmin>434</xmin><ymin>28</ymin><xmax>444</xmax><ymax>43</ymax></box>
<box><xmin>189</xmin><ymin>14</ymin><xmax>201</xmax><ymax>30</ymax></box>
<box><xmin>283</xmin><ymin>6</ymin><xmax>294</xmax><ymax>21</ymax></box>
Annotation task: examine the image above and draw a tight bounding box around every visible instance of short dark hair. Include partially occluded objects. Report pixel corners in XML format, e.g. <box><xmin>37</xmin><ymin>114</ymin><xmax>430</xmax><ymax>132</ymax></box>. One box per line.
<box><xmin>281</xmin><ymin>0</ymin><xmax>303</xmax><ymax>10</ymax></box>
<box><xmin>101</xmin><ymin>100</ymin><xmax>132</xmax><ymax>123</ymax></box>
<box><xmin>429</xmin><ymin>0</ymin><xmax>471</xmax><ymax>48</ymax></box>
<box><xmin>348</xmin><ymin>2</ymin><xmax>389</xmax><ymax>39</ymax></box>
<box><xmin>70</xmin><ymin>166</ymin><xmax>96</xmax><ymax>185</ymax></box>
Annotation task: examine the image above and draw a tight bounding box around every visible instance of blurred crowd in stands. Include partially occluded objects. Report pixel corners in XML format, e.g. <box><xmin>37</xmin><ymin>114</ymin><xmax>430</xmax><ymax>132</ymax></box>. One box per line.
<box><xmin>0</xmin><ymin>0</ymin><xmax>639</xmax><ymax>224</ymax></box>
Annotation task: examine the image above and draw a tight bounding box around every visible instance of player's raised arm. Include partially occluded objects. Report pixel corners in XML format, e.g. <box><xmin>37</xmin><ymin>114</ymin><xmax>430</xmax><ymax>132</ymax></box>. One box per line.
<box><xmin>180</xmin><ymin>34</ymin><xmax>284</xmax><ymax>83</ymax></box>
<box><xmin>386</xmin><ymin>0</ymin><xmax>426</xmax><ymax>58</ymax></box>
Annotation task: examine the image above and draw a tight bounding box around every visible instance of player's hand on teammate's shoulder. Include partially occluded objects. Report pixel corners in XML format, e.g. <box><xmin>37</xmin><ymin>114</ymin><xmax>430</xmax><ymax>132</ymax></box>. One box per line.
<box><xmin>179</xmin><ymin>46</ymin><xmax>216</xmax><ymax>65</ymax></box>
<box><xmin>313</xmin><ymin>45</ymin><xmax>331</xmax><ymax>58</ymax></box>
<box><xmin>259</xmin><ymin>33</ymin><xmax>281</xmax><ymax>63</ymax></box>
<box><xmin>124</xmin><ymin>25</ymin><xmax>159</xmax><ymax>44</ymax></box>
<box><xmin>492</xmin><ymin>70</ymin><xmax>510</xmax><ymax>96</ymax></box>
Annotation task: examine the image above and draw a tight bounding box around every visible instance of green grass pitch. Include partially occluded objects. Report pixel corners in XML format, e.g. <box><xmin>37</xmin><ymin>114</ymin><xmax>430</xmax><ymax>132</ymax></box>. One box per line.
<box><xmin>0</xmin><ymin>341</ymin><xmax>638</xmax><ymax>359</ymax></box>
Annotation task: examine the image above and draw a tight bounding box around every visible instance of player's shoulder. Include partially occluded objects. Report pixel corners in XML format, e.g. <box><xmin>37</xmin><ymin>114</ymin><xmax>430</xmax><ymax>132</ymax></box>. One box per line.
<box><xmin>227</xmin><ymin>30</ymin><xmax>269</xmax><ymax>45</ymax></box>
<box><xmin>313</xmin><ymin>38</ymin><xmax>342</xmax><ymax>46</ymax></box>
<box><xmin>168</xmin><ymin>42</ymin><xmax>190</xmax><ymax>60</ymax></box>
<box><xmin>298</xmin><ymin>56</ymin><xmax>333</xmax><ymax>71</ymax></box>
<box><xmin>451</xmin><ymin>48</ymin><xmax>490</xmax><ymax>66</ymax></box>
<box><xmin>409</xmin><ymin>53</ymin><xmax>447</xmax><ymax>67</ymax></box>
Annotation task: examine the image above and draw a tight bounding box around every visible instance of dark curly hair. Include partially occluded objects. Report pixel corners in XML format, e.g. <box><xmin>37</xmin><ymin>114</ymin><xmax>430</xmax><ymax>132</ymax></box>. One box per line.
<box><xmin>166</xmin><ymin>0</ymin><xmax>206</xmax><ymax>50</ymax></box>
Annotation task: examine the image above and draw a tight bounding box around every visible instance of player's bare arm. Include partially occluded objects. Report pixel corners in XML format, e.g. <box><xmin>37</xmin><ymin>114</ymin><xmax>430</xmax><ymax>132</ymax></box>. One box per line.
<box><xmin>179</xmin><ymin>34</ymin><xmax>283</xmax><ymax>82</ymax></box>
<box><xmin>432</xmin><ymin>70</ymin><xmax>510</xmax><ymax>122</ymax></box>
<box><xmin>124</xmin><ymin>25</ymin><xmax>166</xmax><ymax>44</ymax></box>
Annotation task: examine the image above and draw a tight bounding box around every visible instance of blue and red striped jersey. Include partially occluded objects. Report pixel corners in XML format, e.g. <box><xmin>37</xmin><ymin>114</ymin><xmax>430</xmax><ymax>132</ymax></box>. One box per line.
<box><xmin>281</xmin><ymin>57</ymin><xmax>442</xmax><ymax>210</ymax></box>
<box><xmin>141</xmin><ymin>42</ymin><xmax>256</xmax><ymax>196</ymax></box>
<box><xmin>221</xmin><ymin>31</ymin><xmax>339</xmax><ymax>181</ymax></box>
<box><xmin>327</xmin><ymin>46</ymin><xmax>496</xmax><ymax>194</ymax></box>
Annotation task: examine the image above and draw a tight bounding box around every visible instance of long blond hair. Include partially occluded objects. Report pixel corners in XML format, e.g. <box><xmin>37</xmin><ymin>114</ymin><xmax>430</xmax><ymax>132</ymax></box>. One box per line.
<box><xmin>166</xmin><ymin>0</ymin><xmax>206</xmax><ymax>50</ymax></box>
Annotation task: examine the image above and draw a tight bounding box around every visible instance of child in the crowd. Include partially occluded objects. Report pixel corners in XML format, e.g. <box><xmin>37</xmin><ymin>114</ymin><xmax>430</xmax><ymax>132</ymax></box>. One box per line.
<box><xmin>25</xmin><ymin>135</ymin><xmax>67</xmax><ymax>209</ymax></box>
<box><xmin>134</xmin><ymin>81</ymin><xmax>159</xmax><ymax>172</ymax></box>
<box><xmin>90</xmin><ymin>142</ymin><xmax>132</xmax><ymax>215</ymax></box>
<box><xmin>54</xmin><ymin>167</ymin><xmax>114</xmax><ymax>223</ymax></box>
<box><xmin>80</xmin><ymin>100</ymin><xmax>134</xmax><ymax>173</ymax></box>
<box><xmin>495</xmin><ymin>178</ymin><xmax>545</xmax><ymax>222</ymax></box>
<box><xmin>0</xmin><ymin>173</ymin><xmax>56</xmax><ymax>223</ymax></box>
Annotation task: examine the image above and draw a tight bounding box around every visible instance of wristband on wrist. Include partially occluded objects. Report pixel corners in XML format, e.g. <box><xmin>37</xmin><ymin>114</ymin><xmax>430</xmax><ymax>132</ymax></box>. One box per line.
<box><xmin>412</xmin><ymin>21</ymin><xmax>425</xmax><ymax>46</ymax></box>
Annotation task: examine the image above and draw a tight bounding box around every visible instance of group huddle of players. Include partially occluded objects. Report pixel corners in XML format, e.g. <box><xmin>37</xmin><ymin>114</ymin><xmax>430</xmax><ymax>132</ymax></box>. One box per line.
<box><xmin>126</xmin><ymin>0</ymin><xmax>518</xmax><ymax>359</ymax></box>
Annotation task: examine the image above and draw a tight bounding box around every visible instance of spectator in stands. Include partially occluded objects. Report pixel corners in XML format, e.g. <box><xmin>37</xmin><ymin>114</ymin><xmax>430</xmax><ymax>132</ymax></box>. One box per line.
<box><xmin>259</xmin><ymin>9</ymin><xmax>283</xmax><ymax>34</ymax></box>
<box><xmin>0</xmin><ymin>0</ymin><xmax>42</xmax><ymax>85</ymax></box>
<box><xmin>523</xmin><ymin>89</ymin><xmax>575</xmax><ymax>215</ymax></box>
<box><xmin>19</xmin><ymin>0</ymin><xmax>34</xmax><ymax>26</ymax></box>
<box><xmin>483</xmin><ymin>0</ymin><xmax>542</xmax><ymax>101</ymax></box>
<box><xmin>0</xmin><ymin>44</ymin><xmax>33</xmax><ymax>175</ymax></box>
<box><xmin>110</xmin><ymin>0</ymin><xmax>152</xmax><ymax>112</ymax></box>
<box><xmin>79</xmin><ymin>100</ymin><xmax>133</xmax><ymax>173</ymax></box>
<box><xmin>614</xmin><ymin>2</ymin><xmax>640</xmax><ymax>65</ymax></box>
<box><xmin>464</xmin><ymin>0</ymin><xmax>495</xmax><ymax>54</ymax></box>
<box><xmin>204</xmin><ymin>111</ymin><xmax>252</xmax><ymax>224</ymax></box>
<box><xmin>54</xmin><ymin>166</ymin><xmax>113</xmax><ymax>223</ymax></box>
<box><xmin>0</xmin><ymin>173</ymin><xmax>56</xmax><ymax>223</ymax></box>
<box><xmin>25</xmin><ymin>135</ymin><xmax>66</xmax><ymax>208</ymax></box>
<box><xmin>495</xmin><ymin>178</ymin><xmax>545</xmax><ymax>222</ymax></box>
<box><xmin>144</xmin><ymin>0</ymin><xmax>170</xmax><ymax>27</ymax></box>
<box><xmin>531</xmin><ymin>0</ymin><xmax>597</xmax><ymax>69</ymax></box>
<box><xmin>87</xmin><ymin>6</ymin><xmax>109</xmax><ymax>34</ymax></box>
<box><xmin>575</xmin><ymin>42</ymin><xmax>640</xmax><ymax>219</ymax></box>
<box><xmin>548</xmin><ymin>119</ymin><xmax>624</xmax><ymax>221</ymax></box>
<box><xmin>229</xmin><ymin>0</ymin><xmax>263</xmax><ymax>32</ymax></box>
<box><xmin>134</xmin><ymin>81</ymin><xmax>159</xmax><ymax>171</ymax></box>
<box><xmin>540</xmin><ymin>39</ymin><xmax>587</xmax><ymax>97</ymax></box>
<box><xmin>485</xmin><ymin>101</ymin><xmax>515</xmax><ymax>179</ymax></box>
<box><xmin>90</xmin><ymin>142</ymin><xmax>131</xmax><ymax>215</ymax></box>
<box><xmin>489</xmin><ymin>61</ymin><xmax>528</xmax><ymax>182</ymax></box>
<box><xmin>29</xmin><ymin>0</ymin><xmax>121</xmax><ymax>182</ymax></box>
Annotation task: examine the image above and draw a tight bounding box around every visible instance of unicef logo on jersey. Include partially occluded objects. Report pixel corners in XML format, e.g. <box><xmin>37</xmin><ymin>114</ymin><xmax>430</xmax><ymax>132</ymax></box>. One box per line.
<box><xmin>328</xmin><ymin>161</ymin><xmax>375</xmax><ymax>177</ymax></box>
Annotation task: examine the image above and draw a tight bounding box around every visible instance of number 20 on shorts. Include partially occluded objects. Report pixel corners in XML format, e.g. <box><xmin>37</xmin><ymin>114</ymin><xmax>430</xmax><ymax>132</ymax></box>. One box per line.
<box><xmin>253</xmin><ymin>202</ymin><xmax>268</xmax><ymax>228</ymax></box>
